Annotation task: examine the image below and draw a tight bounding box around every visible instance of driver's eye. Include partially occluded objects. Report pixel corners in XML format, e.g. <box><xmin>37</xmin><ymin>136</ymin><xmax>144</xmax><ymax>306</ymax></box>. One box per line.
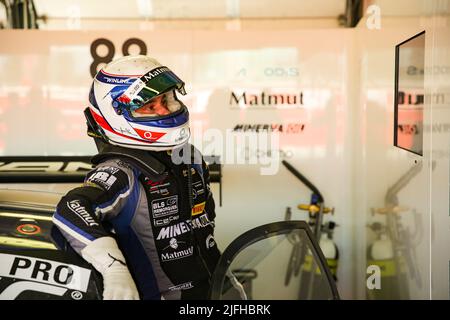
<box><xmin>161</xmin><ymin>95</ymin><xmax>168</xmax><ymax>106</ymax></box>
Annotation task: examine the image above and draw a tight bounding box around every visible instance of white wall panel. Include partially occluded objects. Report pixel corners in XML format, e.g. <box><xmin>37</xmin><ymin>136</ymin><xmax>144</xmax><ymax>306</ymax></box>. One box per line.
<box><xmin>356</xmin><ymin>0</ymin><xmax>450</xmax><ymax>299</ymax></box>
<box><xmin>0</xmin><ymin>28</ymin><xmax>356</xmax><ymax>298</ymax></box>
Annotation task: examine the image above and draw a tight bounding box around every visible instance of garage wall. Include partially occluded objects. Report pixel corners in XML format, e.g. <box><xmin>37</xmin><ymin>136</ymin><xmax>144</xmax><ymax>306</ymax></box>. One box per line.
<box><xmin>0</xmin><ymin>1</ymin><xmax>448</xmax><ymax>299</ymax></box>
<box><xmin>354</xmin><ymin>0</ymin><xmax>450</xmax><ymax>299</ymax></box>
<box><xmin>0</xmin><ymin>29</ymin><xmax>356</xmax><ymax>298</ymax></box>
<box><xmin>428</xmin><ymin>10</ymin><xmax>450</xmax><ymax>300</ymax></box>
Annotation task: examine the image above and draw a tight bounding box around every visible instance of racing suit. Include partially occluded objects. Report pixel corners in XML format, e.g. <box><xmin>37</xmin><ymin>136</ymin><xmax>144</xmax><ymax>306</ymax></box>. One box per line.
<box><xmin>52</xmin><ymin>144</ymin><xmax>221</xmax><ymax>300</ymax></box>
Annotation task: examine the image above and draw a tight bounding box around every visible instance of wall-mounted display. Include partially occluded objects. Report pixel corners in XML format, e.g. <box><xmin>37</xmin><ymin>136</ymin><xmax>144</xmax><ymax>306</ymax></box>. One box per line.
<box><xmin>394</xmin><ymin>31</ymin><xmax>425</xmax><ymax>156</ymax></box>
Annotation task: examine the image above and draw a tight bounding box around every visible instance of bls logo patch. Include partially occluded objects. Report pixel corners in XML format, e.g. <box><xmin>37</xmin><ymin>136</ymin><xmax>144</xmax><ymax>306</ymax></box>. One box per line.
<box><xmin>152</xmin><ymin>196</ymin><xmax>178</xmax><ymax>218</ymax></box>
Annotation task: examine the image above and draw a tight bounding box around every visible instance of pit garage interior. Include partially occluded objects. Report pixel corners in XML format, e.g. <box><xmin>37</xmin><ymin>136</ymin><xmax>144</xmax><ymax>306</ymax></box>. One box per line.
<box><xmin>0</xmin><ymin>0</ymin><xmax>449</xmax><ymax>300</ymax></box>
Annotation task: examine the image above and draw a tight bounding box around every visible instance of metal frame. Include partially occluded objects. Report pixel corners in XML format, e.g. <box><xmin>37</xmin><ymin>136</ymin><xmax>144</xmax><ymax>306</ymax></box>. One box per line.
<box><xmin>209</xmin><ymin>220</ymin><xmax>340</xmax><ymax>300</ymax></box>
<box><xmin>393</xmin><ymin>30</ymin><xmax>426</xmax><ymax>156</ymax></box>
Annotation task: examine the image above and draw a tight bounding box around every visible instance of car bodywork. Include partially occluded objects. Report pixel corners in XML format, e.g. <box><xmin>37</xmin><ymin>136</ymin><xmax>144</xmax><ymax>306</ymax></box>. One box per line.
<box><xmin>0</xmin><ymin>189</ymin><xmax>103</xmax><ymax>300</ymax></box>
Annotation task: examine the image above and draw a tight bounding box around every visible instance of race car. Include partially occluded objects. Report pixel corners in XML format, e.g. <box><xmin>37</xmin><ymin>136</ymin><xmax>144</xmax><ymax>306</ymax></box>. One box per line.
<box><xmin>0</xmin><ymin>188</ymin><xmax>103</xmax><ymax>300</ymax></box>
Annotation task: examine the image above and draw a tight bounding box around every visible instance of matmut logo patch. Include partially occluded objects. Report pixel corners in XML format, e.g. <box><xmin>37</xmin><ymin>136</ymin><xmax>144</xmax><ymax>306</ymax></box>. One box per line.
<box><xmin>67</xmin><ymin>200</ymin><xmax>99</xmax><ymax>227</ymax></box>
<box><xmin>191</xmin><ymin>202</ymin><xmax>206</xmax><ymax>216</ymax></box>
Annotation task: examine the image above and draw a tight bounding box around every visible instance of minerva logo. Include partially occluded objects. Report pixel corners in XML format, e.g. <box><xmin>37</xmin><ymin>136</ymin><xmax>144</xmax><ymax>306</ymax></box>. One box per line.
<box><xmin>156</xmin><ymin>214</ymin><xmax>212</xmax><ymax>240</ymax></box>
<box><xmin>157</xmin><ymin>221</ymin><xmax>191</xmax><ymax>240</ymax></box>
<box><xmin>233</xmin><ymin>123</ymin><xmax>305</xmax><ymax>134</ymax></box>
<box><xmin>67</xmin><ymin>200</ymin><xmax>99</xmax><ymax>227</ymax></box>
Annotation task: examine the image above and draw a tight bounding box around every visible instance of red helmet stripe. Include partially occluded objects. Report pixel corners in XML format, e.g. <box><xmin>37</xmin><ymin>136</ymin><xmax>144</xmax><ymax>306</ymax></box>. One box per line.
<box><xmin>132</xmin><ymin>127</ymin><xmax>166</xmax><ymax>142</ymax></box>
<box><xmin>90</xmin><ymin>108</ymin><xmax>165</xmax><ymax>144</ymax></box>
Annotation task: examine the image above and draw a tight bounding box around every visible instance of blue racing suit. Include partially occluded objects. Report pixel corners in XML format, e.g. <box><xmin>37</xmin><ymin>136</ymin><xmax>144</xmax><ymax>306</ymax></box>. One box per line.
<box><xmin>52</xmin><ymin>145</ymin><xmax>221</xmax><ymax>300</ymax></box>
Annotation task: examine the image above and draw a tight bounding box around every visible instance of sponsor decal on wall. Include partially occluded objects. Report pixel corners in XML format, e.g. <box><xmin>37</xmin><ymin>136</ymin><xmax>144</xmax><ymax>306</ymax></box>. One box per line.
<box><xmin>232</xmin><ymin>123</ymin><xmax>306</xmax><ymax>134</ymax></box>
<box><xmin>230</xmin><ymin>90</ymin><xmax>304</xmax><ymax>109</ymax></box>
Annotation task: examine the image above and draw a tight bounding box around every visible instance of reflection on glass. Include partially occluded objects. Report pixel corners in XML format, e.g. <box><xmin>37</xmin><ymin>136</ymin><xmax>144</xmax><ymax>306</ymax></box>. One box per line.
<box><xmin>367</xmin><ymin>162</ymin><xmax>425</xmax><ymax>299</ymax></box>
<box><xmin>395</xmin><ymin>31</ymin><xmax>425</xmax><ymax>156</ymax></box>
<box><xmin>218</xmin><ymin>230</ymin><xmax>334</xmax><ymax>300</ymax></box>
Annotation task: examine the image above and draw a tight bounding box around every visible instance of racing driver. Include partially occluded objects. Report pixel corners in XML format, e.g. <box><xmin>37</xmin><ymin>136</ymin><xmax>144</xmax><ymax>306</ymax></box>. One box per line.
<box><xmin>52</xmin><ymin>55</ymin><xmax>221</xmax><ymax>300</ymax></box>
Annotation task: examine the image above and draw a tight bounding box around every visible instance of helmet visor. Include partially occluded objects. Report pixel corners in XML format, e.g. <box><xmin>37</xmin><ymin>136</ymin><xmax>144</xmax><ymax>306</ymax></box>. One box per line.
<box><xmin>117</xmin><ymin>66</ymin><xmax>186</xmax><ymax>108</ymax></box>
<box><xmin>130</xmin><ymin>90</ymin><xmax>183</xmax><ymax>119</ymax></box>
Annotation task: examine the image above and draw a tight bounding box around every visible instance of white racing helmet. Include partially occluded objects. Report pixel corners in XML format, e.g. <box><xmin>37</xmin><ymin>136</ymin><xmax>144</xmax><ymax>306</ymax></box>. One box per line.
<box><xmin>86</xmin><ymin>55</ymin><xmax>190</xmax><ymax>151</ymax></box>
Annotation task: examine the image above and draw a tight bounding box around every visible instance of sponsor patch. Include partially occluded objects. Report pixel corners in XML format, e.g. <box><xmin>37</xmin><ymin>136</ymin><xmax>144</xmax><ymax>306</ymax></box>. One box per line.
<box><xmin>190</xmin><ymin>213</ymin><xmax>212</xmax><ymax>229</ymax></box>
<box><xmin>161</xmin><ymin>238</ymin><xmax>193</xmax><ymax>262</ymax></box>
<box><xmin>157</xmin><ymin>221</ymin><xmax>191</xmax><ymax>240</ymax></box>
<box><xmin>191</xmin><ymin>202</ymin><xmax>206</xmax><ymax>216</ymax></box>
<box><xmin>182</xmin><ymin>167</ymin><xmax>197</xmax><ymax>177</ymax></box>
<box><xmin>67</xmin><ymin>200</ymin><xmax>99</xmax><ymax>227</ymax></box>
<box><xmin>154</xmin><ymin>215</ymin><xmax>180</xmax><ymax>227</ymax></box>
<box><xmin>95</xmin><ymin>166</ymin><xmax>120</xmax><ymax>174</ymax></box>
<box><xmin>206</xmin><ymin>234</ymin><xmax>216</xmax><ymax>249</ymax></box>
<box><xmin>145</xmin><ymin>178</ymin><xmax>167</xmax><ymax>188</ymax></box>
<box><xmin>168</xmin><ymin>281</ymin><xmax>194</xmax><ymax>291</ymax></box>
<box><xmin>192</xmin><ymin>181</ymin><xmax>205</xmax><ymax>200</ymax></box>
<box><xmin>161</xmin><ymin>246</ymin><xmax>194</xmax><ymax>262</ymax></box>
<box><xmin>168</xmin><ymin>238</ymin><xmax>182</xmax><ymax>250</ymax></box>
<box><xmin>156</xmin><ymin>214</ymin><xmax>212</xmax><ymax>240</ymax></box>
<box><xmin>145</xmin><ymin>177</ymin><xmax>172</xmax><ymax>196</ymax></box>
<box><xmin>150</xmin><ymin>187</ymin><xmax>170</xmax><ymax>196</ymax></box>
<box><xmin>151</xmin><ymin>196</ymin><xmax>178</xmax><ymax>218</ymax></box>
<box><xmin>86</xmin><ymin>168</ymin><xmax>119</xmax><ymax>190</ymax></box>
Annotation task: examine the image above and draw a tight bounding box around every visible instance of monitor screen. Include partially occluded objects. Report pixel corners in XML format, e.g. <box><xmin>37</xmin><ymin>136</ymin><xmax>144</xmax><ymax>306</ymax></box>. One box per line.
<box><xmin>394</xmin><ymin>31</ymin><xmax>425</xmax><ymax>156</ymax></box>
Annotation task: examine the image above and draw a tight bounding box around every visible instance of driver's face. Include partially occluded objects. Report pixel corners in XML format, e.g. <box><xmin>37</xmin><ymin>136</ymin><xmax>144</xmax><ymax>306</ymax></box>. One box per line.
<box><xmin>134</xmin><ymin>94</ymin><xmax>170</xmax><ymax>116</ymax></box>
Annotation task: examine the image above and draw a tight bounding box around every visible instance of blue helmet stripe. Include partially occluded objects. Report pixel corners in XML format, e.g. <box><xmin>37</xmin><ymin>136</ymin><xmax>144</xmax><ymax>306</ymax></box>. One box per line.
<box><xmin>96</xmin><ymin>70</ymin><xmax>137</xmax><ymax>85</ymax></box>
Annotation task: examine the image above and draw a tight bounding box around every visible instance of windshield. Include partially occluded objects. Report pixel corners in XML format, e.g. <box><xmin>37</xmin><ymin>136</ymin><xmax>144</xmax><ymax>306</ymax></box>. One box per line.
<box><xmin>210</xmin><ymin>222</ymin><xmax>339</xmax><ymax>300</ymax></box>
